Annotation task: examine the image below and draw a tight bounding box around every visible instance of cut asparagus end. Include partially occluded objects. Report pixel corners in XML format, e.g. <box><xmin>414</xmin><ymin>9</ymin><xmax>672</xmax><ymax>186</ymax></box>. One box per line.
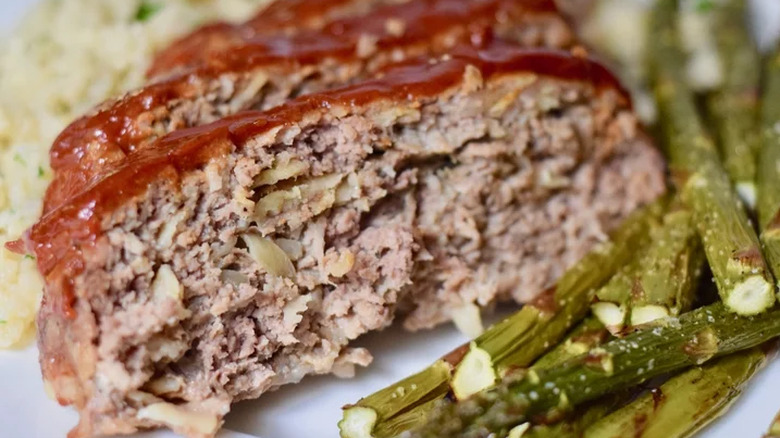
<box><xmin>591</xmin><ymin>302</ymin><xmax>626</xmax><ymax>334</ymax></box>
<box><xmin>630</xmin><ymin>305</ymin><xmax>670</xmax><ymax>326</ymax></box>
<box><xmin>451</xmin><ymin>343</ymin><xmax>497</xmax><ymax>400</ymax></box>
<box><xmin>339</xmin><ymin>407</ymin><xmax>378</xmax><ymax>438</ymax></box>
<box><xmin>508</xmin><ymin>422</ymin><xmax>531</xmax><ymax>438</ymax></box>
<box><xmin>724</xmin><ymin>275</ymin><xmax>775</xmax><ymax>315</ymax></box>
<box><xmin>735</xmin><ymin>182</ymin><xmax>757</xmax><ymax>210</ymax></box>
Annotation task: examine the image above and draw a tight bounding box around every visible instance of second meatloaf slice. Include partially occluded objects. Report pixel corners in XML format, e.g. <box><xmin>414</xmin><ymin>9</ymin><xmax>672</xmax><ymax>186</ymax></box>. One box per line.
<box><xmin>44</xmin><ymin>0</ymin><xmax>573</xmax><ymax>214</ymax></box>
<box><xmin>31</xmin><ymin>44</ymin><xmax>665</xmax><ymax>438</ymax></box>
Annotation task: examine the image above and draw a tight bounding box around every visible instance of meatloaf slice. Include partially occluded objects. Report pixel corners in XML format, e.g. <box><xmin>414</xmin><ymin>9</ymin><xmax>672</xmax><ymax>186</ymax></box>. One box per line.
<box><xmin>30</xmin><ymin>44</ymin><xmax>665</xmax><ymax>438</ymax></box>
<box><xmin>148</xmin><ymin>0</ymin><xmax>413</xmax><ymax>79</ymax></box>
<box><xmin>43</xmin><ymin>0</ymin><xmax>574</xmax><ymax>215</ymax></box>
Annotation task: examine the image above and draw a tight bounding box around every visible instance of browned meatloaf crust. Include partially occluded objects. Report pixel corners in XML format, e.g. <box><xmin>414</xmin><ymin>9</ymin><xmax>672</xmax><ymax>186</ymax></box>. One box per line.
<box><xmin>147</xmin><ymin>0</ymin><xmax>413</xmax><ymax>79</ymax></box>
<box><xmin>146</xmin><ymin>0</ymin><xmax>567</xmax><ymax>79</ymax></box>
<box><xmin>28</xmin><ymin>42</ymin><xmax>665</xmax><ymax>438</ymax></box>
<box><xmin>43</xmin><ymin>0</ymin><xmax>574</xmax><ymax>215</ymax></box>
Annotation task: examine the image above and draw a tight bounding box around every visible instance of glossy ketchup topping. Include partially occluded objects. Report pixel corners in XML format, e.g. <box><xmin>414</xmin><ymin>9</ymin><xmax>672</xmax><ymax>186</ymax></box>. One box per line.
<box><xmin>32</xmin><ymin>45</ymin><xmax>628</xmax><ymax>316</ymax></box>
<box><xmin>44</xmin><ymin>0</ymin><xmax>566</xmax><ymax>215</ymax></box>
<box><xmin>148</xmin><ymin>0</ymin><xmax>388</xmax><ymax>78</ymax></box>
<box><xmin>147</xmin><ymin>0</ymin><xmax>559</xmax><ymax>77</ymax></box>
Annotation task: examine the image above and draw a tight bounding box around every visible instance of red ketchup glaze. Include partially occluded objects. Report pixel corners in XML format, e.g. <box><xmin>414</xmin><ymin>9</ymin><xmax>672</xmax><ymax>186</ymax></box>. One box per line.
<box><xmin>43</xmin><ymin>80</ymin><xmax>199</xmax><ymax>213</ymax></box>
<box><xmin>147</xmin><ymin>0</ymin><xmax>560</xmax><ymax>77</ymax></box>
<box><xmin>31</xmin><ymin>44</ymin><xmax>628</xmax><ymax>319</ymax></box>
<box><xmin>145</xmin><ymin>23</ymin><xmax>243</xmax><ymax>79</ymax></box>
<box><xmin>43</xmin><ymin>0</ymin><xmax>565</xmax><ymax>215</ymax></box>
<box><xmin>148</xmin><ymin>0</ymin><xmax>372</xmax><ymax>78</ymax></box>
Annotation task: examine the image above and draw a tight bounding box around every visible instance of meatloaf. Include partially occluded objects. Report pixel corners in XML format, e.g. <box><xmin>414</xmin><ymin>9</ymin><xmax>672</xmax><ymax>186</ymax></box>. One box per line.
<box><xmin>43</xmin><ymin>0</ymin><xmax>574</xmax><ymax>214</ymax></box>
<box><xmin>147</xmin><ymin>0</ymin><xmax>413</xmax><ymax>78</ymax></box>
<box><xmin>26</xmin><ymin>42</ymin><xmax>665</xmax><ymax>437</ymax></box>
<box><xmin>147</xmin><ymin>0</ymin><xmax>569</xmax><ymax>79</ymax></box>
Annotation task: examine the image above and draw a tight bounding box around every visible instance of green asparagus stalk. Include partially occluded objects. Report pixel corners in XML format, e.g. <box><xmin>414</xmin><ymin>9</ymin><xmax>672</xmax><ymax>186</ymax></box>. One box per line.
<box><xmin>584</xmin><ymin>347</ymin><xmax>770</xmax><ymax>438</ymax></box>
<box><xmin>338</xmin><ymin>200</ymin><xmax>667</xmax><ymax>438</ymax></box>
<box><xmin>442</xmin><ymin>319</ymin><xmax>613</xmax><ymax>438</ymax></box>
<box><xmin>592</xmin><ymin>205</ymin><xmax>704</xmax><ymax>334</ymax></box>
<box><xmin>705</xmin><ymin>0</ymin><xmax>761</xmax><ymax>207</ymax></box>
<box><xmin>650</xmin><ymin>0</ymin><xmax>775</xmax><ymax>315</ymax></box>
<box><xmin>408</xmin><ymin>302</ymin><xmax>780</xmax><ymax>438</ymax></box>
<box><xmin>532</xmin><ymin>316</ymin><xmax>610</xmax><ymax>370</ymax></box>
<box><xmin>758</xmin><ymin>48</ymin><xmax>780</xmax><ymax>290</ymax></box>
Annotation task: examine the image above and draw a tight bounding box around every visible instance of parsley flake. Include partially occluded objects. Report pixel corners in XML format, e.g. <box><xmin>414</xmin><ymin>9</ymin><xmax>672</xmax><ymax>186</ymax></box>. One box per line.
<box><xmin>136</xmin><ymin>1</ymin><xmax>163</xmax><ymax>22</ymax></box>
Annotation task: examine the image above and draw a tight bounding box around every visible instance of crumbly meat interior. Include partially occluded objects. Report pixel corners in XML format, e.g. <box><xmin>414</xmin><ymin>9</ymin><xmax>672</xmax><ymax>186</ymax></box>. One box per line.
<box><xmin>64</xmin><ymin>72</ymin><xmax>663</xmax><ymax>437</ymax></box>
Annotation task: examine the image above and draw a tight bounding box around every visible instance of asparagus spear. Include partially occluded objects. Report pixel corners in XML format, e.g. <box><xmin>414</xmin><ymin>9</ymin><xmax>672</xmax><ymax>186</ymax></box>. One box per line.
<box><xmin>408</xmin><ymin>302</ymin><xmax>780</xmax><ymax>438</ymax></box>
<box><xmin>522</xmin><ymin>400</ymin><xmax>618</xmax><ymax>438</ymax></box>
<box><xmin>338</xmin><ymin>200</ymin><xmax>667</xmax><ymax>438</ymax></box>
<box><xmin>592</xmin><ymin>205</ymin><xmax>704</xmax><ymax>334</ymax></box>
<box><xmin>705</xmin><ymin>0</ymin><xmax>761</xmax><ymax>207</ymax></box>
<box><xmin>650</xmin><ymin>0</ymin><xmax>775</xmax><ymax>315</ymax></box>
<box><xmin>758</xmin><ymin>47</ymin><xmax>780</xmax><ymax>289</ymax></box>
<box><xmin>584</xmin><ymin>348</ymin><xmax>770</xmax><ymax>438</ymax></box>
<box><xmin>520</xmin><ymin>317</ymin><xmax>618</xmax><ymax>438</ymax></box>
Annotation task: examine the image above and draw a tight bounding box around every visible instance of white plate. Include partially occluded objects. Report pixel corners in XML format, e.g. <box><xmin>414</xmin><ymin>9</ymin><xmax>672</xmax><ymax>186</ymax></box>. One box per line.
<box><xmin>2</xmin><ymin>1</ymin><xmax>780</xmax><ymax>437</ymax></box>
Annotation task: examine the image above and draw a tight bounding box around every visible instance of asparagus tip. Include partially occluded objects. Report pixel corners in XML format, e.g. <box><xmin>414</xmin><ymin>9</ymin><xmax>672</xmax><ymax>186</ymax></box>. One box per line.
<box><xmin>724</xmin><ymin>275</ymin><xmax>775</xmax><ymax>315</ymax></box>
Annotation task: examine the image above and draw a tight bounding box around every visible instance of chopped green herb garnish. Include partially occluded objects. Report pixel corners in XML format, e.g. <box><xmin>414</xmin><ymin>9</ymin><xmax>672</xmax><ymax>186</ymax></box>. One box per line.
<box><xmin>13</xmin><ymin>153</ymin><xmax>25</xmax><ymax>166</ymax></box>
<box><xmin>135</xmin><ymin>1</ymin><xmax>163</xmax><ymax>22</ymax></box>
<box><xmin>0</xmin><ymin>320</ymin><xmax>6</xmax><ymax>325</ymax></box>
<box><xmin>24</xmin><ymin>254</ymin><xmax>35</xmax><ymax>261</ymax></box>
<box><xmin>38</xmin><ymin>166</ymin><xmax>45</xmax><ymax>177</ymax></box>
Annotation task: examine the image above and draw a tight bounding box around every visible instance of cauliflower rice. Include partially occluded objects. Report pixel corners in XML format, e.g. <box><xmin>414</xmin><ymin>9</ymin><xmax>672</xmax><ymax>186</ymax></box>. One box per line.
<box><xmin>0</xmin><ymin>0</ymin><xmax>266</xmax><ymax>348</ymax></box>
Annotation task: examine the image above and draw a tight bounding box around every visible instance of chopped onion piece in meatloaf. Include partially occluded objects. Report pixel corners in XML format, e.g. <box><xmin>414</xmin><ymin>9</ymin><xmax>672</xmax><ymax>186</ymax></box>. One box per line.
<box><xmin>30</xmin><ymin>44</ymin><xmax>665</xmax><ymax>438</ymax></box>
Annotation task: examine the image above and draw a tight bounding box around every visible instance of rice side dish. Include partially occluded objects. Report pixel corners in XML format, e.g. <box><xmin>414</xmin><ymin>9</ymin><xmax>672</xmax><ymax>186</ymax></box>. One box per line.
<box><xmin>0</xmin><ymin>0</ymin><xmax>266</xmax><ymax>349</ymax></box>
